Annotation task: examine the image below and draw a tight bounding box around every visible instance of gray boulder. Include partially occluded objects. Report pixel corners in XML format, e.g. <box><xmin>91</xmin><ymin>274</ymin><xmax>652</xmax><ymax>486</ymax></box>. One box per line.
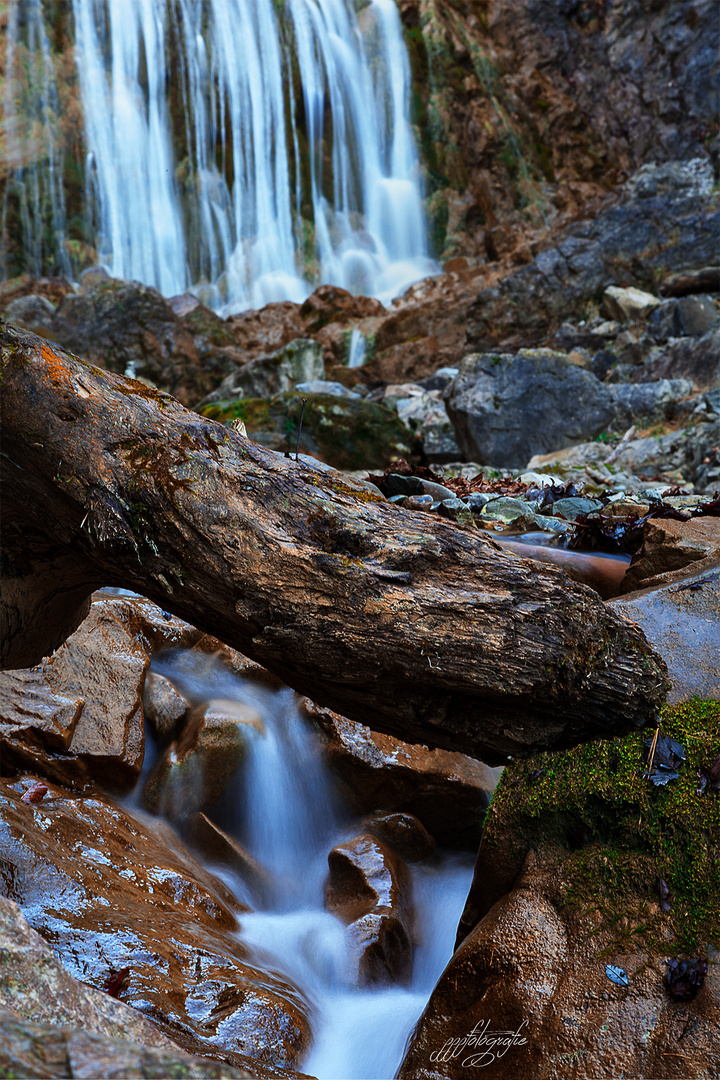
<box><xmin>444</xmin><ymin>350</ymin><xmax>615</xmax><ymax>469</ymax></box>
<box><xmin>609</xmin><ymin>379</ymin><xmax>694</xmax><ymax>428</ymax></box>
<box><xmin>646</xmin><ymin>295</ymin><xmax>719</xmax><ymax>343</ymax></box>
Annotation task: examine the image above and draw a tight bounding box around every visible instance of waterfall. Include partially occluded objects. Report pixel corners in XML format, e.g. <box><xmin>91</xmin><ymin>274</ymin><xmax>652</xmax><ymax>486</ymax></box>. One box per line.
<box><xmin>2</xmin><ymin>0</ymin><xmax>436</xmax><ymax>311</ymax></box>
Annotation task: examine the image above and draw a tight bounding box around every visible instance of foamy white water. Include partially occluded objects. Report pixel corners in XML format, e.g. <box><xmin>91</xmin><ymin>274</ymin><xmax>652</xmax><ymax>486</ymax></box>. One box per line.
<box><xmin>63</xmin><ymin>0</ymin><xmax>437</xmax><ymax>310</ymax></box>
<box><xmin>151</xmin><ymin>651</ymin><xmax>473</xmax><ymax>1080</ymax></box>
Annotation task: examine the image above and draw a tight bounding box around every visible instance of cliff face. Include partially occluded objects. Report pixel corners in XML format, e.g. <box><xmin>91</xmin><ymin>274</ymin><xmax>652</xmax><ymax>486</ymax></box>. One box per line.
<box><xmin>402</xmin><ymin>0</ymin><xmax>718</xmax><ymax>262</ymax></box>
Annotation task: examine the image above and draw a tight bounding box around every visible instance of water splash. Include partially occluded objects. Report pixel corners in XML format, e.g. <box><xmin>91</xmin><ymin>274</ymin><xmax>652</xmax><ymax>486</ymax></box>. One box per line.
<box><xmin>61</xmin><ymin>0</ymin><xmax>438</xmax><ymax>310</ymax></box>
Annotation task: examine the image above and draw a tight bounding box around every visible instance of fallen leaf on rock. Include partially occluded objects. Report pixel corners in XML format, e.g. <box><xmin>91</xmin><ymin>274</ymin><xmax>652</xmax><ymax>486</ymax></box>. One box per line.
<box><xmin>104</xmin><ymin>967</ymin><xmax>130</xmax><ymax>997</ymax></box>
<box><xmin>605</xmin><ymin>964</ymin><xmax>629</xmax><ymax>987</ymax></box>
<box><xmin>655</xmin><ymin>877</ymin><xmax>672</xmax><ymax>912</ymax></box>
<box><xmin>665</xmin><ymin>958</ymin><xmax>708</xmax><ymax>1000</ymax></box>
<box><xmin>21</xmin><ymin>782</ymin><xmax>48</xmax><ymax>804</ymax></box>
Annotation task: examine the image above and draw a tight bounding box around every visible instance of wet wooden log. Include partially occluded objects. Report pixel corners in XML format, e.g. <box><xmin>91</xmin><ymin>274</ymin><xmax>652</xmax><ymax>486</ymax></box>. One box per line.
<box><xmin>0</xmin><ymin>321</ymin><xmax>668</xmax><ymax>764</ymax></box>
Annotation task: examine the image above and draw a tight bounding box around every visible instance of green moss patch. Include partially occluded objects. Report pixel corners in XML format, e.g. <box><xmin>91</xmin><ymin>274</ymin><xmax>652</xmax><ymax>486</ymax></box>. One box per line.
<box><xmin>486</xmin><ymin>699</ymin><xmax>720</xmax><ymax>954</ymax></box>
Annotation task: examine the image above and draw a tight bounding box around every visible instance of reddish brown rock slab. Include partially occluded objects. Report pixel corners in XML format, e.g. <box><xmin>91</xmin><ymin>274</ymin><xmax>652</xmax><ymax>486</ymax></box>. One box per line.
<box><xmin>0</xmin><ymin>777</ymin><xmax>311</xmax><ymax>1072</ymax></box>
<box><xmin>621</xmin><ymin>517</ymin><xmax>720</xmax><ymax>594</ymax></box>
<box><xmin>0</xmin><ymin>594</ymin><xmax>201</xmax><ymax>792</ymax></box>
<box><xmin>303</xmin><ymin>701</ymin><xmax>501</xmax><ymax>849</ymax></box>
<box><xmin>399</xmin><ymin>850</ymin><xmax>720</xmax><ymax>1080</ymax></box>
<box><xmin>609</xmin><ymin>559</ymin><xmax>720</xmax><ymax>704</ymax></box>
<box><xmin>142</xmin><ymin>698</ymin><xmax>264</xmax><ymax>819</ymax></box>
<box><xmin>326</xmin><ymin>833</ymin><xmax>412</xmax><ymax>987</ymax></box>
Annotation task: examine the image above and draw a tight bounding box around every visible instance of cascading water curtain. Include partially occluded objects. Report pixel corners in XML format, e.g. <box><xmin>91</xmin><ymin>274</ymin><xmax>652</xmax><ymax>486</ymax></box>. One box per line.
<box><xmin>2</xmin><ymin>0</ymin><xmax>435</xmax><ymax>311</ymax></box>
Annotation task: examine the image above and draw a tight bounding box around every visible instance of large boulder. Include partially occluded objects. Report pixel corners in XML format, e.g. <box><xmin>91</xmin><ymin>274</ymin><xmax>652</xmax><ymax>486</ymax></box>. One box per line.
<box><xmin>0</xmin><ymin>776</ymin><xmax>311</xmax><ymax>1071</ymax></box>
<box><xmin>400</xmin><ymin>699</ymin><xmax>720</xmax><ymax>1079</ymax></box>
<box><xmin>444</xmin><ymin>350</ymin><xmax>615</xmax><ymax>469</ymax></box>
<box><xmin>199</xmin><ymin>338</ymin><xmax>325</xmax><ymax>404</ymax></box>
<box><xmin>302</xmin><ymin>701</ymin><xmax>500</xmax><ymax>849</ymax></box>
<box><xmin>198</xmin><ymin>391</ymin><xmax>416</xmax><ymax>471</ymax></box>
<box><xmin>48</xmin><ymin>279</ymin><xmax>211</xmax><ymax>405</ymax></box>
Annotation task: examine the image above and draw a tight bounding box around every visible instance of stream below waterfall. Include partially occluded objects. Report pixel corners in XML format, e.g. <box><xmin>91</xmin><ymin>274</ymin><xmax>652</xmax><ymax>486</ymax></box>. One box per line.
<box><xmin>141</xmin><ymin>649</ymin><xmax>475</xmax><ymax>1080</ymax></box>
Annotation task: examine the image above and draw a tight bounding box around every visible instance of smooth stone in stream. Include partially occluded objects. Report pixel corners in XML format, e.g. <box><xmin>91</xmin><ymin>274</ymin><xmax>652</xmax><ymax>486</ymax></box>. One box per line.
<box><xmin>361</xmin><ymin>811</ymin><xmax>435</xmax><ymax>862</ymax></box>
<box><xmin>545</xmin><ymin>496</ymin><xmax>603</xmax><ymax>520</ymax></box>
<box><xmin>621</xmin><ymin>516</ymin><xmax>720</xmax><ymax>593</ymax></box>
<box><xmin>142</xmin><ymin>698</ymin><xmax>263</xmax><ymax>819</ymax></box>
<box><xmin>142</xmin><ymin>670</ymin><xmax>189</xmax><ymax>738</ymax></box>
<box><xmin>439</xmin><ymin>497</ymin><xmax>474</xmax><ymax>525</ymax></box>
<box><xmin>326</xmin><ymin>833</ymin><xmax>412</xmax><ymax>987</ymax></box>
<box><xmin>181</xmin><ymin>812</ymin><xmax>272</xmax><ymax>902</ymax></box>
<box><xmin>0</xmin><ymin>777</ymin><xmax>311</xmax><ymax>1070</ymax></box>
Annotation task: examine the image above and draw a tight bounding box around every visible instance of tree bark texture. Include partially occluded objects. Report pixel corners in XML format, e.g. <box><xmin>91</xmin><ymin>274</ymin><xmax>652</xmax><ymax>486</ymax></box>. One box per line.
<box><xmin>0</xmin><ymin>321</ymin><xmax>669</xmax><ymax>764</ymax></box>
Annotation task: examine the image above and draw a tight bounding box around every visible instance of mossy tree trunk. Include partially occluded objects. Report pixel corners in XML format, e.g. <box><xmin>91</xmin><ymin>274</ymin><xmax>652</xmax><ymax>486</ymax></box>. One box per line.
<box><xmin>0</xmin><ymin>321</ymin><xmax>668</xmax><ymax>764</ymax></box>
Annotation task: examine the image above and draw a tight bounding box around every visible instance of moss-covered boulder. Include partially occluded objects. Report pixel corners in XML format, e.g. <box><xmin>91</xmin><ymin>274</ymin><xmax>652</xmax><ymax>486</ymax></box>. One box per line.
<box><xmin>399</xmin><ymin>699</ymin><xmax>720</xmax><ymax>1079</ymax></box>
<box><xmin>199</xmin><ymin>391</ymin><xmax>417</xmax><ymax>471</ymax></box>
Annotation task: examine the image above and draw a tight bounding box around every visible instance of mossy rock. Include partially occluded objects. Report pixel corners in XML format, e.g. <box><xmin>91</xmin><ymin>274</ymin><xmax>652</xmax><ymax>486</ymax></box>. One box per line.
<box><xmin>199</xmin><ymin>392</ymin><xmax>417</xmax><ymax>471</ymax></box>
<box><xmin>182</xmin><ymin>303</ymin><xmax>237</xmax><ymax>347</ymax></box>
<box><xmin>472</xmin><ymin>699</ymin><xmax>720</xmax><ymax>956</ymax></box>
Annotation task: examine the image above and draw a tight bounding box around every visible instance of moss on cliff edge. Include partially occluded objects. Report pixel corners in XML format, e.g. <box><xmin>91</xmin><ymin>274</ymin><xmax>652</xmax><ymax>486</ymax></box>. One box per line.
<box><xmin>485</xmin><ymin>699</ymin><xmax>720</xmax><ymax>954</ymax></box>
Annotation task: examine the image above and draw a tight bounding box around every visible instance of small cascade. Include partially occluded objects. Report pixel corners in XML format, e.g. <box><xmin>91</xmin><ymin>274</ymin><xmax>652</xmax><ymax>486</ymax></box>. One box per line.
<box><xmin>3</xmin><ymin>0</ymin><xmax>437</xmax><ymax>310</ymax></box>
<box><xmin>149</xmin><ymin>650</ymin><xmax>474</xmax><ymax>1080</ymax></box>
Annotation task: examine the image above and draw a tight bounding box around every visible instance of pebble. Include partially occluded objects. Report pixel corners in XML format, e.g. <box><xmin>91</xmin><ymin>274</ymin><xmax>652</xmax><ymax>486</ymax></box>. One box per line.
<box><xmin>439</xmin><ymin>498</ymin><xmax>474</xmax><ymax>525</ymax></box>
<box><xmin>404</xmin><ymin>494</ymin><xmax>435</xmax><ymax>512</ymax></box>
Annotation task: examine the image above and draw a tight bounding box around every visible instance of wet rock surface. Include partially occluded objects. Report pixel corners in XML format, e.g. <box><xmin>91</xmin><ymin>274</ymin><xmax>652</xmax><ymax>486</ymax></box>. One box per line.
<box><xmin>303</xmin><ymin>700</ymin><xmax>500</xmax><ymax>849</ymax></box>
<box><xmin>0</xmin><ymin>597</ymin><xmax>200</xmax><ymax>792</ymax></box>
<box><xmin>326</xmin><ymin>833</ymin><xmax>412</xmax><ymax>987</ymax></box>
<box><xmin>0</xmin><ymin>776</ymin><xmax>311</xmax><ymax>1072</ymax></box>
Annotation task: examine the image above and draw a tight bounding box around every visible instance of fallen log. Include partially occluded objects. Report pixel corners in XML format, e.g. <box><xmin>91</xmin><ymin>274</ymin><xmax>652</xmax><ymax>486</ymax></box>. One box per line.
<box><xmin>0</xmin><ymin>320</ymin><xmax>668</xmax><ymax>764</ymax></box>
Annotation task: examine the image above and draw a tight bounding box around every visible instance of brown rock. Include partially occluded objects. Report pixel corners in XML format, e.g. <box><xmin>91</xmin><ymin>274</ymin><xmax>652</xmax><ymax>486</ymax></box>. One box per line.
<box><xmin>303</xmin><ymin>700</ymin><xmax>500</xmax><ymax>848</ymax></box>
<box><xmin>621</xmin><ymin>517</ymin><xmax>720</xmax><ymax>593</ymax></box>
<box><xmin>142</xmin><ymin>670</ymin><xmax>190</xmax><ymax>739</ymax></box>
<box><xmin>142</xmin><ymin>698</ymin><xmax>263</xmax><ymax>818</ymax></box>
<box><xmin>0</xmin><ymin>595</ymin><xmax>201</xmax><ymax>793</ymax></box>
<box><xmin>399</xmin><ymin>849</ymin><xmax>720</xmax><ymax>1080</ymax></box>
<box><xmin>361</xmin><ymin>812</ymin><xmax>435</xmax><ymax>862</ymax></box>
<box><xmin>0</xmin><ymin>777</ymin><xmax>310</xmax><ymax>1071</ymax></box>
<box><xmin>326</xmin><ymin>833</ymin><xmax>412</xmax><ymax>986</ymax></box>
<box><xmin>298</xmin><ymin>284</ymin><xmax>384</xmax><ymax>333</ymax></box>
<box><xmin>181</xmin><ymin>812</ymin><xmax>272</xmax><ymax>902</ymax></box>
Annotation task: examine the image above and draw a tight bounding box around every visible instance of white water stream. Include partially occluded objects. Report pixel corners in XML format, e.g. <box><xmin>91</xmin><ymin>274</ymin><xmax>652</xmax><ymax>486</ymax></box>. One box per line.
<box><xmin>4</xmin><ymin>0</ymin><xmax>437</xmax><ymax>311</ymax></box>
<box><xmin>150</xmin><ymin>650</ymin><xmax>474</xmax><ymax>1080</ymax></box>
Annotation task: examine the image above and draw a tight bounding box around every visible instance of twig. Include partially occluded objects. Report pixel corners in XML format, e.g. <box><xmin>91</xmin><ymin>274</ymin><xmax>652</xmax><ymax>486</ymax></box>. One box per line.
<box><xmin>295</xmin><ymin>398</ymin><xmax>307</xmax><ymax>463</ymax></box>
<box><xmin>646</xmin><ymin>724</ymin><xmax>661</xmax><ymax>776</ymax></box>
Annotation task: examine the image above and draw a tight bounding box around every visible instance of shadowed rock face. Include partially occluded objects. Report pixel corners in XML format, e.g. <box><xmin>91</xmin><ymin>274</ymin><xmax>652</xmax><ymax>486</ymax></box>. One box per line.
<box><xmin>0</xmin><ymin>777</ymin><xmax>311</xmax><ymax>1071</ymax></box>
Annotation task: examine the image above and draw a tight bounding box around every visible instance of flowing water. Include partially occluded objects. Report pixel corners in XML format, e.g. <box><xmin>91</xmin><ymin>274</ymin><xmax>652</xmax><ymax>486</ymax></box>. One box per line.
<box><xmin>4</xmin><ymin>0</ymin><xmax>437</xmax><ymax>311</ymax></box>
<box><xmin>150</xmin><ymin>650</ymin><xmax>474</xmax><ymax>1080</ymax></box>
